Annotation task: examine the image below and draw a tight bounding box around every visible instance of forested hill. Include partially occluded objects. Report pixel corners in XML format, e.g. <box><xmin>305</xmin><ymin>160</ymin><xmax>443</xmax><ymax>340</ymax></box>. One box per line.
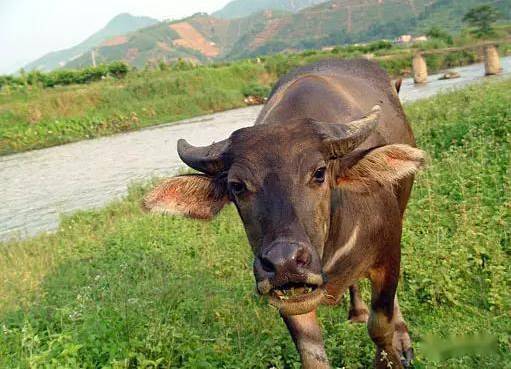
<box><xmin>24</xmin><ymin>13</ymin><xmax>158</xmax><ymax>71</ymax></box>
<box><xmin>212</xmin><ymin>0</ymin><xmax>328</xmax><ymax>19</ymax></box>
<box><xmin>25</xmin><ymin>0</ymin><xmax>511</xmax><ymax>70</ymax></box>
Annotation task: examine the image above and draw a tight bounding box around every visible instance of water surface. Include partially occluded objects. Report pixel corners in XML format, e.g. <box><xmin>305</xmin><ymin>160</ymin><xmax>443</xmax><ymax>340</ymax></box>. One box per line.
<box><xmin>1</xmin><ymin>57</ymin><xmax>510</xmax><ymax>240</ymax></box>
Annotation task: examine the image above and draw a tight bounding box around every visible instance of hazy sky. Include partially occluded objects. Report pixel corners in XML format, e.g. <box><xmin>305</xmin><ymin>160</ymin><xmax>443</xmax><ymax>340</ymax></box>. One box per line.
<box><xmin>0</xmin><ymin>0</ymin><xmax>230</xmax><ymax>74</ymax></box>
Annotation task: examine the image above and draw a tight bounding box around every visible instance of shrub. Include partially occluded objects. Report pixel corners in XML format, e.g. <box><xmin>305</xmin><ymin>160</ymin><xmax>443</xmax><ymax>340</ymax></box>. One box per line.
<box><xmin>263</xmin><ymin>54</ymin><xmax>302</xmax><ymax>78</ymax></box>
<box><xmin>242</xmin><ymin>83</ymin><xmax>270</xmax><ymax>98</ymax></box>
<box><xmin>366</xmin><ymin>40</ymin><xmax>393</xmax><ymax>52</ymax></box>
<box><xmin>0</xmin><ymin>62</ymin><xmax>130</xmax><ymax>90</ymax></box>
<box><xmin>107</xmin><ymin>61</ymin><xmax>129</xmax><ymax>78</ymax></box>
<box><xmin>426</xmin><ymin>26</ymin><xmax>454</xmax><ymax>45</ymax></box>
<box><xmin>300</xmin><ymin>50</ymin><xmax>318</xmax><ymax>57</ymax></box>
<box><xmin>171</xmin><ymin>59</ymin><xmax>197</xmax><ymax>72</ymax></box>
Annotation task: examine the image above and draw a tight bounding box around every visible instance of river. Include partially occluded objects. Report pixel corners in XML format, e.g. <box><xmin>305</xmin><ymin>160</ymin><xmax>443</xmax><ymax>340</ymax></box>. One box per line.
<box><xmin>1</xmin><ymin>57</ymin><xmax>510</xmax><ymax>241</ymax></box>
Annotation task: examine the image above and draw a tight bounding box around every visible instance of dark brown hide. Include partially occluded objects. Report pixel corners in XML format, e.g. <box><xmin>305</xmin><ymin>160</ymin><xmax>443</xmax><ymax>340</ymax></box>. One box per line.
<box><xmin>144</xmin><ymin>59</ymin><xmax>424</xmax><ymax>369</ymax></box>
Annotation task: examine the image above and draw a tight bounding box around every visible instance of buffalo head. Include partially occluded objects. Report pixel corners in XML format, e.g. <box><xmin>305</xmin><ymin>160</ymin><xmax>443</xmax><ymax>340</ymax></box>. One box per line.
<box><xmin>143</xmin><ymin>105</ymin><xmax>425</xmax><ymax>316</ymax></box>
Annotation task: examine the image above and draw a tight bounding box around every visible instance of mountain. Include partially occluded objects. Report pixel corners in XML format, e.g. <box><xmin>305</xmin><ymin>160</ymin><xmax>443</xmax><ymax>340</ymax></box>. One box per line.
<box><xmin>25</xmin><ymin>13</ymin><xmax>158</xmax><ymax>71</ymax></box>
<box><xmin>222</xmin><ymin>0</ymin><xmax>511</xmax><ymax>57</ymax></box>
<box><xmin>24</xmin><ymin>0</ymin><xmax>511</xmax><ymax>71</ymax></box>
<box><xmin>64</xmin><ymin>20</ymin><xmax>209</xmax><ymax>69</ymax></box>
<box><xmin>213</xmin><ymin>0</ymin><xmax>328</xmax><ymax>19</ymax></box>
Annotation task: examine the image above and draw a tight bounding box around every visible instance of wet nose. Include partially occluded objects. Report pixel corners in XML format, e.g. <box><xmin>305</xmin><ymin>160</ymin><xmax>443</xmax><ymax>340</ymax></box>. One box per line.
<box><xmin>258</xmin><ymin>242</ymin><xmax>311</xmax><ymax>280</ymax></box>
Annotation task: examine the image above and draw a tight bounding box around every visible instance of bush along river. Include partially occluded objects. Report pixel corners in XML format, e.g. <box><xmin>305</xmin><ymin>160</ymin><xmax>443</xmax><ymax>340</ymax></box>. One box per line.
<box><xmin>1</xmin><ymin>56</ymin><xmax>510</xmax><ymax>240</ymax></box>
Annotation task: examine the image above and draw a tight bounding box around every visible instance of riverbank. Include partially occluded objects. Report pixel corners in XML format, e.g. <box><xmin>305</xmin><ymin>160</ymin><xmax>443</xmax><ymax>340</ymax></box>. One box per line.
<box><xmin>1</xmin><ymin>37</ymin><xmax>510</xmax><ymax>156</ymax></box>
<box><xmin>1</xmin><ymin>79</ymin><xmax>510</xmax><ymax>368</ymax></box>
<box><xmin>2</xmin><ymin>61</ymin><xmax>511</xmax><ymax>241</ymax></box>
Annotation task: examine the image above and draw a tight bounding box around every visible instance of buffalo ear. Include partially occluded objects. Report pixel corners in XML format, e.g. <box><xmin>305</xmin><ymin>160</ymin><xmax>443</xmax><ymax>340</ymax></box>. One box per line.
<box><xmin>334</xmin><ymin>144</ymin><xmax>426</xmax><ymax>192</ymax></box>
<box><xmin>142</xmin><ymin>174</ymin><xmax>229</xmax><ymax>219</ymax></box>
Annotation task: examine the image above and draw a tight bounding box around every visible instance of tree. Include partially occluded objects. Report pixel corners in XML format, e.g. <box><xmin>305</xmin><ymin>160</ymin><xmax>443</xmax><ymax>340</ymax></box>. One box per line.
<box><xmin>463</xmin><ymin>5</ymin><xmax>501</xmax><ymax>38</ymax></box>
<box><xmin>426</xmin><ymin>26</ymin><xmax>453</xmax><ymax>45</ymax></box>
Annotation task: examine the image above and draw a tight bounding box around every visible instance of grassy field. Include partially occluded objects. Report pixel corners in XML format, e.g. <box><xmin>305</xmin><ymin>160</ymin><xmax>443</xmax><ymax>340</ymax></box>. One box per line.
<box><xmin>2</xmin><ymin>36</ymin><xmax>510</xmax><ymax>156</ymax></box>
<box><xmin>0</xmin><ymin>62</ymin><xmax>269</xmax><ymax>155</ymax></box>
<box><xmin>1</xmin><ymin>79</ymin><xmax>510</xmax><ymax>368</ymax></box>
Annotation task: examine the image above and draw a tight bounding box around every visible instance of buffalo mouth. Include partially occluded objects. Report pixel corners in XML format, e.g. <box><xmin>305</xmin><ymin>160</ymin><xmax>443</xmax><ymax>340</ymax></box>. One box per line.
<box><xmin>267</xmin><ymin>282</ymin><xmax>325</xmax><ymax>316</ymax></box>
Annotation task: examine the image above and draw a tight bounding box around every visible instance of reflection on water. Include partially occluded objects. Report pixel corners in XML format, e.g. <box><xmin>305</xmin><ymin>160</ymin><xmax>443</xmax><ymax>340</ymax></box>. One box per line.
<box><xmin>1</xmin><ymin>57</ymin><xmax>510</xmax><ymax>240</ymax></box>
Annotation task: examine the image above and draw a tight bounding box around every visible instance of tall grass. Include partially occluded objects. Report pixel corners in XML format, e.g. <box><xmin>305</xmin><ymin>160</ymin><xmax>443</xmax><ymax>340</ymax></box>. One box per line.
<box><xmin>2</xmin><ymin>38</ymin><xmax>510</xmax><ymax>155</ymax></box>
<box><xmin>0</xmin><ymin>79</ymin><xmax>509</xmax><ymax>368</ymax></box>
<box><xmin>0</xmin><ymin>62</ymin><xmax>129</xmax><ymax>89</ymax></box>
<box><xmin>0</xmin><ymin>62</ymin><xmax>268</xmax><ymax>155</ymax></box>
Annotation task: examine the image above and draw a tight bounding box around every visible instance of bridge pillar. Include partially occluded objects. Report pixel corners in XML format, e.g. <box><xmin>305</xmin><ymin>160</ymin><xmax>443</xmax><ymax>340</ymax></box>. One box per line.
<box><xmin>484</xmin><ymin>45</ymin><xmax>501</xmax><ymax>76</ymax></box>
<box><xmin>413</xmin><ymin>53</ymin><xmax>428</xmax><ymax>84</ymax></box>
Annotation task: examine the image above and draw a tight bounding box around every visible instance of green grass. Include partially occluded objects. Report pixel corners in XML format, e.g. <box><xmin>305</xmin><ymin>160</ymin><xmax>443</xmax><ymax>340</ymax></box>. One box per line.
<box><xmin>0</xmin><ymin>61</ymin><xmax>269</xmax><ymax>155</ymax></box>
<box><xmin>1</xmin><ymin>79</ymin><xmax>510</xmax><ymax>368</ymax></box>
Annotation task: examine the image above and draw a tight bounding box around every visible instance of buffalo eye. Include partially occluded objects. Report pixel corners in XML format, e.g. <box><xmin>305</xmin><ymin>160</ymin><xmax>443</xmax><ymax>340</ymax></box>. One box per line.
<box><xmin>229</xmin><ymin>181</ymin><xmax>246</xmax><ymax>196</ymax></box>
<box><xmin>313</xmin><ymin>167</ymin><xmax>327</xmax><ymax>184</ymax></box>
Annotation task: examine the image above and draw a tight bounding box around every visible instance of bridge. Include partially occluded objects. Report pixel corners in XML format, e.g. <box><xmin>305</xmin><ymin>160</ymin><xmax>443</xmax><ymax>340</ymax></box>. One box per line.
<box><xmin>411</xmin><ymin>39</ymin><xmax>510</xmax><ymax>83</ymax></box>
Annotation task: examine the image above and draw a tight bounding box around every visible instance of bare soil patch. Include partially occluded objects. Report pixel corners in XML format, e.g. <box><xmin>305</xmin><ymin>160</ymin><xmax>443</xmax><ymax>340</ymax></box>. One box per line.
<box><xmin>170</xmin><ymin>22</ymin><xmax>220</xmax><ymax>58</ymax></box>
<box><xmin>102</xmin><ymin>36</ymin><xmax>128</xmax><ymax>47</ymax></box>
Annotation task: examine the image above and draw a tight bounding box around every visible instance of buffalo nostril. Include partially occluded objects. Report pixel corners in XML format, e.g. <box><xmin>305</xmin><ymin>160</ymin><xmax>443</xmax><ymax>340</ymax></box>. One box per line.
<box><xmin>295</xmin><ymin>247</ymin><xmax>311</xmax><ymax>268</ymax></box>
<box><xmin>260</xmin><ymin>255</ymin><xmax>275</xmax><ymax>273</ymax></box>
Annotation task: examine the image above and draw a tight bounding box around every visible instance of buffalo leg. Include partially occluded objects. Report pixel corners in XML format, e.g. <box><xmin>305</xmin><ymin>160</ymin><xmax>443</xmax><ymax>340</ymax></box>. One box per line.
<box><xmin>393</xmin><ymin>296</ymin><xmax>414</xmax><ymax>367</ymax></box>
<box><xmin>348</xmin><ymin>284</ymin><xmax>369</xmax><ymax>323</ymax></box>
<box><xmin>367</xmin><ymin>267</ymin><xmax>404</xmax><ymax>369</ymax></box>
<box><xmin>282</xmin><ymin>310</ymin><xmax>330</xmax><ymax>369</ymax></box>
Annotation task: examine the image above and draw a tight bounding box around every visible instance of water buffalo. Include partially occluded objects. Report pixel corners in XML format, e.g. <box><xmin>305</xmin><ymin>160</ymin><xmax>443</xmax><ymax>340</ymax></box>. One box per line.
<box><xmin>143</xmin><ymin>59</ymin><xmax>425</xmax><ymax>369</ymax></box>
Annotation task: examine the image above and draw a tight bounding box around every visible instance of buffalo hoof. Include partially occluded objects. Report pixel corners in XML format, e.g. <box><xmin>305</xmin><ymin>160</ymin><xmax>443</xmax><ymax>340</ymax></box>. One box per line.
<box><xmin>375</xmin><ymin>348</ymin><xmax>404</xmax><ymax>369</ymax></box>
<box><xmin>394</xmin><ymin>323</ymin><xmax>413</xmax><ymax>367</ymax></box>
<box><xmin>400</xmin><ymin>348</ymin><xmax>414</xmax><ymax>368</ymax></box>
<box><xmin>348</xmin><ymin>308</ymin><xmax>369</xmax><ymax>324</ymax></box>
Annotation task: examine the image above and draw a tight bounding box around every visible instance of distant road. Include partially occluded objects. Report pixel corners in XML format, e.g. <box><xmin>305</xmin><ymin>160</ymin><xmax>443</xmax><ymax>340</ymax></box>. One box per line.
<box><xmin>1</xmin><ymin>57</ymin><xmax>510</xmax><ymax>241</ymax></box>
